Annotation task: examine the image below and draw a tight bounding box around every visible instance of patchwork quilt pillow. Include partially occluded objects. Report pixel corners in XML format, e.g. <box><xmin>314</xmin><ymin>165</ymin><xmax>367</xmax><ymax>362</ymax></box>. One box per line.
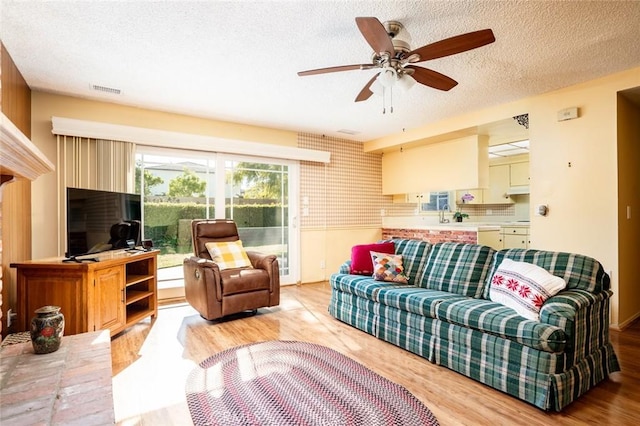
<box><xmin>350</xmin><ymin>242</ymin><xmax>395</xmax><ymax>275</ymax></box>
<box><xmin>205</xmin><ymin>240</ymin><xmax>253</xmax><ymax>270</ymax></box>
<box><xmin>489</xmin><ymin>258</ymin><xmax>566</xmax><ymax>321</ymax></box>
<box><xmin>370</xmin><ymin>251</ymin><xmax>409</xmax><ymax>284</ymax></box>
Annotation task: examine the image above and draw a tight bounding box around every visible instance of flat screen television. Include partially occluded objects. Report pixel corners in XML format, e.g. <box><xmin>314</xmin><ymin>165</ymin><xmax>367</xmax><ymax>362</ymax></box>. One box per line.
<box><xmin>66</xmin><ymin>187</ymin><xmax>142</xmax><ymax>258</ymax></box>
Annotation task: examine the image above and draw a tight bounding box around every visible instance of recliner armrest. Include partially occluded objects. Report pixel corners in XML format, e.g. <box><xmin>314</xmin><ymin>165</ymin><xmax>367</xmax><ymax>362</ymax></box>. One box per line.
<box><xmin>246</xmin><ymin>251</ymin><xmax>280</xmax><ymax>293</ymax></box>
<box><xmin>246</xmin><ymin>251</ymin><xmax>276</xmax><ymax>270</ymax></box>
<box><xmin>183</xmin><ymin>256</ymin><xmax>223</xmax><ymax>303</ymax></box>
<box><xmin>184</xmin><ymin>256</ymin><xmax>221</xmax><ymax>271</ymax></box>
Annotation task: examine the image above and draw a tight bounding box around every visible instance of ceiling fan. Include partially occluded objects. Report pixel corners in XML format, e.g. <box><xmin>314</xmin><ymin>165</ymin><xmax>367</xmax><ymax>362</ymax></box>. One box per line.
<box><xmin>298</xmin><ymin>17</ymin><xmax>495</xmax><ymax>105</ymax></box>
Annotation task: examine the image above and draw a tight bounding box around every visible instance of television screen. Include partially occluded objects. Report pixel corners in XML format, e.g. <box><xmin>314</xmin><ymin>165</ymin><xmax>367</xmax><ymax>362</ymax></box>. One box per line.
<box><xmin>66</xmin><ymin>187</ymin><xmax>142</xmax><ymax>257</ymax></box>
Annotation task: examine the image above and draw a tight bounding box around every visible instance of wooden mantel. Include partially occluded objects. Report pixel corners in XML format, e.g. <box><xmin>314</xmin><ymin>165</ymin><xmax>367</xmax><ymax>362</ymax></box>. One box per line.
<box><xmin>0</xmin><ymin>111</ymin><xmax>54</xmax><ymax>185</ymax></box>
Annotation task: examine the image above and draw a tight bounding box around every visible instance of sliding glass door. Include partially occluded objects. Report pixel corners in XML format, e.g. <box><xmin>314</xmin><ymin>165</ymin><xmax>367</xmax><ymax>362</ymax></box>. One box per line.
<box><xmin>224</xmin><ymin>158</ymin><xmax>293</xmax><ymax>279</ymax></box>
<box><xmin>136</xmin><ymin>148</ymin><xmax>297</xmax><ymax>297</ymax></box>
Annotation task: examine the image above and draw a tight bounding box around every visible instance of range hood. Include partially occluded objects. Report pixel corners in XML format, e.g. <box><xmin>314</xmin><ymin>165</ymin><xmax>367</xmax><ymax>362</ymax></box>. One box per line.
<box><xmin>506</xmin><ymin>185</ymin><xmax>530</xmax><ymax>195</ymax></box>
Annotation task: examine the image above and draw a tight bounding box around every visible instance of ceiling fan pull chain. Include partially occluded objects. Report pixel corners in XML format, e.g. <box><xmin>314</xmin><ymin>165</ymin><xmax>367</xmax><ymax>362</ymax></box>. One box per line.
<box><xmin>382</xmin><ymin>86</ymin><xmax>387</xmax><ymax>114</ymax></box>
<box><xmin>390</xmin><ymin>87</ymin><xmax>394</xmax><ymax>114</ymax></box>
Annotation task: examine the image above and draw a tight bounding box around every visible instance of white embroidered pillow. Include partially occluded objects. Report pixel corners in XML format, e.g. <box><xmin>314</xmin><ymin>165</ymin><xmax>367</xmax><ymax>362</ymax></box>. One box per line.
<box><xmin>205</xmin><ymin>240</ymin><xmax>253</xmax><ymax>270</ymax></box>
<box><xmin>489</xmin><ymin>258</ymin><xmax>566</xmax><ymax>321</ymax></box>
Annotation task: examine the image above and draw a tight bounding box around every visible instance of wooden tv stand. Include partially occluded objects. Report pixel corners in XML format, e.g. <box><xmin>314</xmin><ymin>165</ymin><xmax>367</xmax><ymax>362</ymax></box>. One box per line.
<box><xmin>11</xmin><ymin>250</ymin><xmax>158</xmax><ymax>337</ymax></box>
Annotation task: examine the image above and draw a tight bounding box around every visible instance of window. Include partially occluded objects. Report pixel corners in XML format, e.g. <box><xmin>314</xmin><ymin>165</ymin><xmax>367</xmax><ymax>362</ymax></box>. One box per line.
<box><xmin>135</xmin><ymin>147</ymin><xmax>299</xmax><ymax>299</ymax></box>
<box><xmin>420</xmin><ymin>191</ymin><xmax>451</xmax><ymax>212</ymax></box>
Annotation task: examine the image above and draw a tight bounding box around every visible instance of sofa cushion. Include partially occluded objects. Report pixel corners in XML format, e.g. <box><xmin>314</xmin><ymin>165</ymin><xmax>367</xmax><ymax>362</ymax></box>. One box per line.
<box><xmin>376</xmin><ymin>287</ymin><xmax>467</xmax><ymax>318</ymax></box>
<box><xmin>330</xmin><ymin>273</ymin><xmax>403</xmax><ymax>300</ymax></box>
<box><xmin>435</xmin><ymin>298</ymin><xmax>567</xmax><ymax>353</ymax></box>
<box><xmin>387</xmin><ymin>239</ymin><xmax>431</xmax><ymax>286</ymax></box>
<box><xmin>489</xmin><ymin>259</ymin><xmax>567</xmax><ymax>321</ymax></box>
<box><xmin>484</xmin><ymin>249</ymin><xmax>609</xmax><ymax>299</ymax></box>
<box><xmin>418</xmin><ymin>242</ymin><xmax>495</xmax><ymax>298</ymax></box>
<box><xmin>350</xmin><ymin>242</ymin><xmax>395</xmax><ymax>275</ymax></box>
<box><xmin>371</xmin><ymin>252</ymin><xmax>409</xmax><ymax>283</ymax></box>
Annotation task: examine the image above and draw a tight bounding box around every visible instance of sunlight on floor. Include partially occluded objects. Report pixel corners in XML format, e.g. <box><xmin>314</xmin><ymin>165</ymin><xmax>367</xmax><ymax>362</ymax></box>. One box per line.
<box><xmin>112</xmin><ymin>305</ymin><xmax>199</xmax><ymax>423</ymax></box>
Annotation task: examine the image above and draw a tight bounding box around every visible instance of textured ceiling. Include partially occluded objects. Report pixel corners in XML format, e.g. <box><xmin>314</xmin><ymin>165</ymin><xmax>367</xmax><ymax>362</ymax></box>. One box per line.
<box><xmin>1</xmin><ymin>1</ymin><xmax>639</xmax><ymax>142</ymax></box>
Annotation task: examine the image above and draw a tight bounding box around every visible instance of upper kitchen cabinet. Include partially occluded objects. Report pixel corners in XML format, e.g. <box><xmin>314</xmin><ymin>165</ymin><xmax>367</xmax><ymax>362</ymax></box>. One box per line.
<box><xmin>455</xmin><ymin>188</ymin><xmax>484</xmax><ymax>204</ymax></box>
<box><xmin>510</xmin><ymin>161</ymin><xmax>530</xmax><ymax>186</ymax></box>
<box><xmin>382</xmin><ymin>135</ymin><xmax>489</xmax><ymax>195</ymax></box>
<box><xmin>458</xmin><ymin>163</ymin><xmax>514</xmax><ymax>204</ymax></box>
<box><xmin>483</xmin><ymin>164</ymin><xmax>514</xmax><ymax>204</ymax></box>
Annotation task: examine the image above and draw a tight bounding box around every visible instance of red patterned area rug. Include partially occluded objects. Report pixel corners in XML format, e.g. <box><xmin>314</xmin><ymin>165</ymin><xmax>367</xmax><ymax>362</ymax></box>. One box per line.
<box><xmin>186</xmin><ymin>340</ymin><xmax>439</xmax><ymax>426</ymax></box>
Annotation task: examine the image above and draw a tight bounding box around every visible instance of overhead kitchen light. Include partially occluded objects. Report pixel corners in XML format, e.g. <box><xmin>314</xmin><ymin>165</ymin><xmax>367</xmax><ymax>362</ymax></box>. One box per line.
<box><xmin>488</xmin><ymin>140</ymin><xmax>529</xmax><ymax>158</ymax></box>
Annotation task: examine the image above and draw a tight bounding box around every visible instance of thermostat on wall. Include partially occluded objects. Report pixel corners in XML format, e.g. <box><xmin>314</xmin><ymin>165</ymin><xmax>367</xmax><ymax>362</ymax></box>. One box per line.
<box><xmin>557</xmin><ymin>107</ymin><xmax>579</xmax><ymax>121</ymax></box>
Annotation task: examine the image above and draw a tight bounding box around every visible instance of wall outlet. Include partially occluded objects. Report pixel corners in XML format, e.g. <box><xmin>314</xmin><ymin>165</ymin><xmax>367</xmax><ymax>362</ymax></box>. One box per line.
<box><xmin>486</xmin><ymin>209</ymin><xmax>492</xmax><ymax>215</ymax></box>
<box><xmin>320</xmin><ymin>260</ymin><xmax>326</xmax><ymax>269</ymax></box>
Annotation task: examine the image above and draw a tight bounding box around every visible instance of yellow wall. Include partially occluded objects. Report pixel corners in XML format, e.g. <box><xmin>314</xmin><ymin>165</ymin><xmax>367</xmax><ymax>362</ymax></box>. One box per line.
<box><xmin>369</xmin><ymin>66</ymin><xmax>640</xmax><ymax>328</ymax></box>
<box><xmin>616</xmin><ymin>93</ymin><xmax>640</xmax><ymax>328</ymax></box>
<box><xmin>301</xmin><ymin>227</ymin><xmax>382</xmax><ymax>283</ymax></box>
<box><xmin>30</xmin><ymin>92</ymin><xmax>299</xmax><ymax>259</ymax></box>
<box><xmin>528</xmin><ymin>69</ymin><xmax>640</xmax><ymax>329</ymax></box>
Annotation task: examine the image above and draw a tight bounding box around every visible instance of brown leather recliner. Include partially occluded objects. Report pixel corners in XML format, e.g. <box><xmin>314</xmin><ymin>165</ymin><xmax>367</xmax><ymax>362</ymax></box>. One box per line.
<box><xmin>183</xmin><ymin>219</ymin><xmax>280</xmax><ymax>320</ymax></box>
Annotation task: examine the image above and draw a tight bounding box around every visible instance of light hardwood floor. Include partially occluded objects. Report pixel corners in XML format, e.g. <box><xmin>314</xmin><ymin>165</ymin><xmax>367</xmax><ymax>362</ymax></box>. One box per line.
<box><xmin>111</xmin><ymin>282</ymin><xmax>640</xmax><ymax>425</ymax></box>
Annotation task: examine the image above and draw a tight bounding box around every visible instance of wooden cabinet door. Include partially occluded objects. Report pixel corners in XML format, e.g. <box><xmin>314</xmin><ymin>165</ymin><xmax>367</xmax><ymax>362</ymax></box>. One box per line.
<box><xmin>94</xmin><ymin>265</ymin><xmax>125</xmax><ymax>334</ymax></box>
<box><xmin>477</xmin><ymin>230</ymin><xmax>502</xmax><ymax>250</ymax></box>
<box><xmin>456</xmin><ymin>189</ymin><xmax>483</xmax><ymax>204</ymax></box>
<box><xmin>503</xmin><ymin>234</ymin><xmax>528</xmax><ymax>249</ymax></box>
<box><xmin>482</xmin><ymin>164</ymin><xmax>513</xmax><ymax>204</ymax></box>
<box><xmin>510</xmin><ymin>161</ymin><xmax>530</xmax><ymax>186</ymax></box>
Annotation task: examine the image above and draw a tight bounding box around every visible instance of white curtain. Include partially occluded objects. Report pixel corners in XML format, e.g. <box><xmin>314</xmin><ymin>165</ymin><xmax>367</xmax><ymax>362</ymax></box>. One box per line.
<box><xmin>56</xmin><ymin>135</ymin><xmax>135</xmax><ymax>254</ymax></box>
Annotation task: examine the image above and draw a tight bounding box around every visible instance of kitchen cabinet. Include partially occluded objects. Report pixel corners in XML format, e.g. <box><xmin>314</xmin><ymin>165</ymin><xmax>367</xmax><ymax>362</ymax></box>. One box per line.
<box><xmin>455</xmin><ymin>164</ymin><xmax>513</xmax><ymax>205</ymax></box>
<box><xmin>455</xmin><ymin>189</ymin><xmax>484</xmax><ymax>204</ymax></box>
<box><xmin>392</xmin><ymin>193</ymin><xmax>427</xmax><ymax>205</ymax></box>
<box><xmin>510</xmin><ymin>161</ymin><xmax>530</xmax><ymax>186</ymax></box>
<box><xmin>478</xmin><ymin>229</ymin><xmax>502</xmax><ymax>250</ymax></box>
<box><xmin>501</xmin><ymin>226</ymin><xmax>530</xmax><ymax>249</ymax></box>
<box><xmin>382</xmin><ymin>135</ymin><xmax>489</xmax><ymax>195</ymax></box>
<box><xmin>482</xmin><ymin>164</ymin><xmax>513</xmax><ymax>204</ymax></box>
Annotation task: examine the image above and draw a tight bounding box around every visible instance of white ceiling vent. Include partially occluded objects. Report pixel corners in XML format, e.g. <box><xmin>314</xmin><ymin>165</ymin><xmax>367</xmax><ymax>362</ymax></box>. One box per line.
<box><xmin>337</xmin><ymin>129</ymin><xmax>360</xmax><ymax>136</ymax></box>
<box><xmin>91</xmin><ymin>84</ymin><xmax>121</xmax><ymax>95</ymax></box>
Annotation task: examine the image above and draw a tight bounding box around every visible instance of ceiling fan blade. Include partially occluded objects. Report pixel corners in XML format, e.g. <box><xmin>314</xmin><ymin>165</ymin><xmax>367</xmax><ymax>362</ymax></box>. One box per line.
<box><xmin>406</xmin><ymin>66</ymin><xmax>458</xmax><ymax>91</ymax></box>
<box><xmin>298</xmin><ymin>64</ymin><xmax>371</xmax><ymax>76</ymax></box>
<box><xmin>355</xmin><ymin>17</ymin><xmax>395</xmax><ymax>55</ymax></box>
<box><xmin>355</xmin><ymin>74</ymin><xmax>379</xmax><ymax>102</ymax></box>
<box><xmin>409</xmin><ymin>29</ymin><xmax>495</xmax><ymax>62</ymax></box>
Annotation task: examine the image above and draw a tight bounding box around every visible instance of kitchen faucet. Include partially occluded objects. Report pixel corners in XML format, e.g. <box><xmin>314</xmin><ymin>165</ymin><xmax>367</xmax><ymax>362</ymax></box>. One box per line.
<box><xmin>439</xmin><ymin>204</ymin><xmax>450</xmax><ymax>223</ymax></box>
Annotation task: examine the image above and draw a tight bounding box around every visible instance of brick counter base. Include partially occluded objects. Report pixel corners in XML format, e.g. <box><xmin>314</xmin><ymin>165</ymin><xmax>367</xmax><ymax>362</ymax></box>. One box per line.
<box><xmin>0</xmin><ymin>330</ymin><xmax>114</xmax><ymax>425</ymax></box>
<box><xmin>382</xmin><ymin>228</ymin><xmax>477</xmax><ymax>244</ymax></box>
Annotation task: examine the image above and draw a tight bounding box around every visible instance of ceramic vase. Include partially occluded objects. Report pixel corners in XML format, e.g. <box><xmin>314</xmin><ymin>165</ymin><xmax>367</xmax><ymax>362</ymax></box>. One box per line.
<box><xmin>30</xmin><ymin>305</ymin><xmax>65</xmax><ymax>354</ymax></box>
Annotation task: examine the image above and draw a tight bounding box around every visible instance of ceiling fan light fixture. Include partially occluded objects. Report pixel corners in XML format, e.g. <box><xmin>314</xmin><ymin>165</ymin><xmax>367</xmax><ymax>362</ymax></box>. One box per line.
<box><xmin>396</xmin><ymin>75</ymin><xmax>416</xmax><ymax>92</ymax></box>
<box><xmin>377</xmin><ymin>67</ymin><xmax>397</xmax><ymax>88</ymax></box>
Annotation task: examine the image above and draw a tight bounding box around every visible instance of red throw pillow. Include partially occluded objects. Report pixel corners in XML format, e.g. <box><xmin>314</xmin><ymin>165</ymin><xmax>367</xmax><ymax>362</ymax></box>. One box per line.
<box><xmin>350</xmin><ymin>242</ymin><xmax>395</xmax><ymax>275</ymax></box>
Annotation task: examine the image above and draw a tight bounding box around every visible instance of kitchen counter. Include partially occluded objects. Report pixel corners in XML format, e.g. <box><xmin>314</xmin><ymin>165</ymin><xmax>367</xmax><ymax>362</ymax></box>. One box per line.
<box><xmin>381</xmin><ymin>221</ymin><xmax>529</xmax><ymax>249</ymax></box>
<box><xmin>390</xmin><ymin>223</ymin><xmax>502</xmax><ymax>231</ymax></box>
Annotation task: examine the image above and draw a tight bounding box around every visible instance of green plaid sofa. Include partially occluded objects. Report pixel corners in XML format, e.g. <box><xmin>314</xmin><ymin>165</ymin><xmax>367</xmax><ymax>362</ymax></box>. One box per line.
<box><xmin>329</xmin><ymin>239</ymin><xmax>620</xmax><ymax>411</ymax></box>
